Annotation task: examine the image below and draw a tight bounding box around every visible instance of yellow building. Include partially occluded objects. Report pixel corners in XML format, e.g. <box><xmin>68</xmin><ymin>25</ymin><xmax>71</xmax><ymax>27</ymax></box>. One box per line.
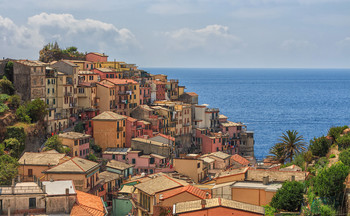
<box><xmin>96</xmin><ymin>82</ymin><xmax>115</xmax><ymax>112</ymax></box>
<box><xmin>100</xmin><ymin>79</ymin><xmax>140</xmax><ymax>115</ymax></box>
<box><xmin>77</xmin><ymin>82</ymin><xmax>98</xmax><ymax>110</ymax></box>
<box><xmin>92</xmin><ymin>111</ymin><xmax>127</xmax><ymax>151</ymax></box>
<box><xmin>58</xmin><ymin>132</ymin><xmax>91</xmax><ymax>158</ymax></box>
<box><xmin>173</xmin><ymin>158</ymin><xmax>208</xmax><ymax>183</ymax></box>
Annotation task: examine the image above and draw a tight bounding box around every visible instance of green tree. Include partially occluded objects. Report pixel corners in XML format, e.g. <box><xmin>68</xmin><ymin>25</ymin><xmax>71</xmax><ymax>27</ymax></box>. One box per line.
<box><xmin>43</xmin><ymin>135</ymin><xmax>65</xmax><ymax>153</ymax></box>
<box><xmin>269</xmin><ymin>143</ymin><xmax>286</xmax><ymax>164</ymax></box>
<box><xmin>0</xmin><ymin>77</ymin><xmax>15</xmax><ymax>95</ymax></box>
<box><xmin>0</xmin><ymin>154</ymin><xmax>18</xmax><ymax>185</ymax></box>
<box><xmin>277</xmin><ymin>130</ymin><xmax>306</xmax><ymax>162</ymax></box>
<box><xmin>314</xmin><ymin>161</ymin><xmax>349</xmax><ymax>203</ymax></box>
<box><xmin>6</xmin><ymin>126</ymin><xmax>26</xmax><ymax>144</ymax></box>
<box><xmin>86</xmin><ymin>153</ymin><xmax>98</xmax><ymax>162</ymax></box>
<box><xmin>328</xmin><ymin>125</ymin><xmax>348</xmax><ymax>143</ymax></box>
<box><xmin>309</xmin><ymin>136</ymin><xmax>331</xmax><ymax>157</ymax></box>
<box><xmin>3</xmin><ymin>138</ymin><xmax>24</xmax><ymax>158</ymax></box>
<box><xmin>26</xmin><ymin>98</ymin><xmax>48</xmax><ymax>122</ymax></box>
<box><xmin>74</xmin><ymin>122</ymin><xmax>84</xmax><ymax>133</ymax></box>
<box><xmin>304</xmin><ymin>150</ymin><xmax>313</xmax><ymax>164</ymax></box>
<box><xmin>7</xmin><ymin>94</ymin><xmax>21</xmax><ymax>109</ymax></box>
<box><xmin>339</xmin><ymin>148</ymin><xmax>350</xmax><ymax>166</ymax></box>
<box><xmin>16</xmin><ymin>105</ymin><xmax>31</xmax><ymax>123</ymax></box>
<box><xmin>336</xmin><ymin>133</ymin><xmax>350</xmax><ymax>149</ymax></box>
<box><xmin>270</xmin><ymin>181</ymin><xmax>305</xmax><ymax>212</ymax></box>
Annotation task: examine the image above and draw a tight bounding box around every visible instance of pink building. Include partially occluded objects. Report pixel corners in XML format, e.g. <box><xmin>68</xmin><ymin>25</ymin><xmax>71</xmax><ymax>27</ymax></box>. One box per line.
<box><xmin>140</xmin><ymin>83</ymin><xmax>151</xmax><ymax>105</ymax></box>
<box><xmin>86</xmin><ymin>52</ymin><xmax>108</xmax><ymax>62</ymax></box>
<box><xmin>154</xmin><ymin>80</ymin><xmax>166</xmax><ymax>101</ymax></box>
<box><xmin>219</xmin><ymin>117</ymin><xmax>244</xmax><ymax>154</ymax></box>
<box><xmin>102</xmin><ymin>148</ymin><xmax>170</xmax><ymax>175</ymax></box>
<box><xmin>195</xmin><ymin>128</ymin><xmax>226</xmax><ymax>154</ymax></box>
<box><xmin>125</xmin><ymin>117</ymin><xmax>153</xmax><ymax>148</ymax></box>
<box><xmin>92</xmin><ymin>68</ymin><xmax>118</xmax><ymax>80</ymax></box>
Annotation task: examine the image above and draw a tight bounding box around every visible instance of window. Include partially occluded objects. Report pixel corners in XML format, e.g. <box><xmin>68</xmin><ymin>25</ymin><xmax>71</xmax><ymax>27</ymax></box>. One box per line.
<box><xmin>52</xmin><ymin>88</ymin><xmax>54</xmax><ymax>93</ymax></box>
<box><xmin>80</xmin><ymin>150</ymin><xmax>82</xmax><ymax>156</ymax></box>
<box><xmin>132</xmin><ymin>159</ymin><xmax>136</xmax><ymax>164</ymax></box>
<box><xmin>150</xmin><ymin>158</ymin><xmax>155</xmax><ymax>164</ymax></box>
<box><xmin>134</xmin><ymin>85</ymin><xmax>136</xmax><ymax>90</ymax></box>
<box><xmin>89</xmin><ymin>121</ymin><xmax>92</xmax><ymax>127</ymax></box>
<box><xmin>53</xmin><ymin>99</ymin><xmax>55</xmax><ymax>104</ymax></box>
<box><xmin>75</xmin><ymin>151</ymin><xmax>78</xmax><ymax>156</ymax></box>
<box><xmin>122</xmin><ymin>155</ymin><xmax>126</xmax><ymax>160</ymax></box>
<box><xmin>197</xmin><ymin>163</ymin><xmax>200</xmax><ymax>168</ymax></box>
<box><xmin>226</xmin><ymin>127</ymin><xmax>228</xmax><ymax>131</ymax></box>
<box><xmin>49</xmin><ymin>111</ymin><xmax>51</xmax><ymax>117</ymax></box>
<box><xmin>47</xmin><ymin>79</ymin><xmax>50</xmax><ymax>85</ymax></box>
<box><xmin>123</xmin><ymin>120</ymin><xmax>125</xmax><ymax>126</ymax></box>
<box><xmin>46</xmin><ymin>99</ymin><xmax>49</xmax><ymax>104</ymax></box>
<box><xmin>47</xmin><ymin>88</ymin><xmax>50</xmax><ymax>94</ymax></box>
<box><xmin>112</xmin><ymin>155</ymin><xmax>115</xmax><ymax>159</ymax></box>
<box><xmin>213</xmin><ymin>139</ymin><xmax>215</xmax><ymax>144</ymax></box>
<box><xmin>117</xmin><ymin>133</ymin><xmax>119</xmax><ymax>139</ymax></box>
<box><xmin>134</xmin><ymin>95</ymin><xmax>136</xmax><ymax>99</ymax></box>
<box><xmin>123</xmin><ymin>132</ymin><xmax>125</xmax><ymax>137</ymax></box>
<box><xmin>28</xmin><ymin>169</ymin><xmax>33</xmax><ymax>177</ymax></box>
<box><xmin>106</xmin><ymin>74</ymin><xmax>109</xmax><ymax>78</ymax></box>
<box><xmin>29</xmin><ymin>198</ymin><xmax>36</xmax><ymax>209</ymax></box>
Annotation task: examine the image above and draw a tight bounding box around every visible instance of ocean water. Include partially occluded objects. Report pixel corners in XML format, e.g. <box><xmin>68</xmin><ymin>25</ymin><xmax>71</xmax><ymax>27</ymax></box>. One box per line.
<box><xmin>142</xmin><ymin>68</ymin><xmax>350</xmax><ymax>160</ymax></box>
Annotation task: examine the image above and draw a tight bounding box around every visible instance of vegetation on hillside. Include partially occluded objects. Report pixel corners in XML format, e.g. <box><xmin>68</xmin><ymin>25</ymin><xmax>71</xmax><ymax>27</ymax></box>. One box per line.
<box><xmin>39</xmin><ymin>42</ymin><xmax>86</xmax><ymax>63</ymax></box>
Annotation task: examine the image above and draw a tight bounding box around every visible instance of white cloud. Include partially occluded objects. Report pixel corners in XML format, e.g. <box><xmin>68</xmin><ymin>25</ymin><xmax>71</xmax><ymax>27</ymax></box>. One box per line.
<box><xmin>163</xmin><ymin>25</ymin><xmax>242</xmax><ymax>51</ymax></box>
<box><xmin>0</xmin><ymin>13</ymin><xmax>139</xmax><ymax>59</ymax></box>
<box><xmin>280</xmin><ymin>39</ymin><xmax>315</xmax><ymax>51</ymax></box>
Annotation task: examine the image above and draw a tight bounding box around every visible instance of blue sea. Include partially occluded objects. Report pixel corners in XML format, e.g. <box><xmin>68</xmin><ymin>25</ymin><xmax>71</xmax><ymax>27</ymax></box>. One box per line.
<box><xmin>142</xmin><ymin>68</ymin><xmax>350</xmax><ymax>160</ymax></box>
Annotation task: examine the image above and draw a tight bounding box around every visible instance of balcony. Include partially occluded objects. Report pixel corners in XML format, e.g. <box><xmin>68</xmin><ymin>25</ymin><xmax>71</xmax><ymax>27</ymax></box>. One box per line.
<box><xmin>118</xmin><ymin>91</ymin><xmax>132</xmax><ymax>95</ymax></box>
<box><xmin>64</xmin><ymin>92</ymin><xmax>72</xmax><ymax>96</ymax></box>
<box><xmin>69</xmin><ymin>102</ymin><xmax>77</xmax><ymax>108</ymax></box>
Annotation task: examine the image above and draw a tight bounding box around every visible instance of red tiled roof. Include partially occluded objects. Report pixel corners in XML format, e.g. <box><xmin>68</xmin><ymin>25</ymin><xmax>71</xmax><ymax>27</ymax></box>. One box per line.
<box><xmin>153</xmin><ymin>80</ymin><xmax>165</xmax><ymax>85</ymax></box>
<box><xmin>186</xmin><ymin>92</ymin><xmax>198</xmax><ymax>96</ymax></box>
<box><xmin>126</xmin><ymin>116</ymin><xmax>137</xmax><ymax>122</ymax></box>
<box><xmin>156</xmin><ymin>133</ymin><xmax>175</xmax><ymax>141</ymax></box>
<box><xmin>105</xmin><ymin>78</ymin><xmax>138</xmax><ymax>85</ymax></box>
<box><xmin>160</xmin><ymin>185</ymin><xmax>210</xmax><ymax>200</ymax></box>
<box><xmin>231</xmin><ymin>154</ymin><xmax>250</xmax><ymax>166</ymax></box>
<box><xmin>97</xmin><ymin>82</ymin><xmax>114</xmax><ymax>88</ymax></box>
<box><xmin>70</xmin><ymin>190</ymin><xmax>106</xmax><ymax>216</ymax></box>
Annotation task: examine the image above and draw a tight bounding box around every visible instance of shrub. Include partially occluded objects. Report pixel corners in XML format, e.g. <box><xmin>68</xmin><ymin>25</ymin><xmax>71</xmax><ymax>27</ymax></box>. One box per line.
<box><xmin>336</xmin><ymin>133</ymin><xmax>350</xmax><ymax>149</ymax></box>
<box><xmin>43</xmin><ymin>135</ymin><xmax>65</xmax><ymax>153</ymax></box>
<box><xmin>329</xmin><ymin>154</ymin><xmax>335</xmax><ymax>159</ymax></box>
<box><xmin>0</xmin><ymin>77</ymin><xmax>15</xmax><ymax>95</ymax></box>
<box><xmin>270</xmin><ymin>181</ymin><xmax>305</xmax><ymax>212</ymax></box>
<box><xmin>0</xmin><ymin>103</ymin><xmax>9</xmax><ymax>115</ymax></box>
<box><xmin>314</xmin><ymin>157</ymin><xmax>329</xmax><ymax>170</ymax></box>
<box><xmin>74</xmin><ymin>122</ymin><xmax>84</xmax><ymax>133</ymax></box>
<box><xmin>339</xmin><ymin>148</ymin><xmax>350</xmax><ymax>166</ymax></box>
<box><xmin>319</xmin><ymin>205</ymin><xmax>337</xmax><ymax>216</ymax></box>
<box><xmin>0</xmin><ymin>94</ymin><xmax>10</xmax><ymax>103</ymax></box>
<box><xmin>16</xmin><ymin>105</ymin><xmax>31</xmax><ymax>123</ymax></box>
<box><xmin>263</xmin><ymin>205</ymin><xmax>277</xmax><ymax>216</ymax></box>
<box><xmin>8</xmin><ymin>94</ymin><xmax>21</xmax><ymax>109</ymax></box>
<box><xmin>314</xmin><ymin>162</ymin><xmax>349</xmax><ymax>204</ymax></box>
<box><xmin>2</xmin><ymin>138</ymin><xmax>24</xmax><ymax>158</ymax></box>
<box><xmin>26</xmin><ymin>98</ymin><xmax>48</xmax><ymax>122</ymax></box>
<box><xmin>0</xmin><ymin>154</ymin><xmax>18</xmax><ymax>185</ymax></box>
<box><xmin>328</xmin><ymin>125</ymin><xmax>349</xmax><ymax>141</ymax></box>
<box><xmin>6</xmin><ymin>126</ymin><xmax>26</xmax><ymax>144</ymax></box>
<box><xmin>86</xmin><ymin>153</ymin><xmax>98</xmax><ymax>162</ymax></box>
<box><xmin>309</xmin><ymin>136</ymin><xmax>331</xmax><ymax>157</ymax></box>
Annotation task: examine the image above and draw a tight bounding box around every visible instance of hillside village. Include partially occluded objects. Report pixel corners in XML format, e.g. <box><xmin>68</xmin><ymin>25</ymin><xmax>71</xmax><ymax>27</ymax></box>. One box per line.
<box><xmin>0</xmin><ymin>49</ymin><xmax>350</xmax><ymax>216</ymax></box>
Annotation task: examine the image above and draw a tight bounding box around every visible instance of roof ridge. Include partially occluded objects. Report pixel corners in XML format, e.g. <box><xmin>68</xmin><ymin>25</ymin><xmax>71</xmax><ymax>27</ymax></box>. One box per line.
<box><xmin>71</xmin><ymin>157</ymin><xmax>86</xmax><ymax>172</ymax></box>
<box><xmin>163</xmin><ymin>175</ymin><xmax>185</xmax><ymax>186</ymax></box>
<box><xmin>43</xmin><ymin>156</ymin><xmax>72</xmax><ymax>172</ymax></box>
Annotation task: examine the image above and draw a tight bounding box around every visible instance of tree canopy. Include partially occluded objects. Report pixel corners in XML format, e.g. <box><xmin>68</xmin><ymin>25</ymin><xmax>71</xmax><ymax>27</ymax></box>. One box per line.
<box><xmin>309</xmin><ymin>136</ymin><xmax>331</xmax><ymax>157</ymax></box>
<box><xmin>275</xmin><ymin>130</ymin><xmax>306</xmax><ymax>162</ymax></box>
<box><xmin>39</xmin><ymin>42</ymin><xmax>86</xmax><ymax>63</ymax></box>
<box><xmin>0</xmin><ymin>154</ymin><xmax>18</xmax><ymax>185</ymax></box>
<box><xmin>270</xmin><ymin>181</ymin><xmax>305</xmax><ymax>212</ymax></box>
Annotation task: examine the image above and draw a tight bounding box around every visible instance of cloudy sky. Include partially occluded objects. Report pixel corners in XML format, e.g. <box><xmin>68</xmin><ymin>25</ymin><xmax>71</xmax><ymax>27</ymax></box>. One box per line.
<box><xmin>0</xmin><ymin>0</ymin><xmax>349</xmax><ymax>68</ymax></box>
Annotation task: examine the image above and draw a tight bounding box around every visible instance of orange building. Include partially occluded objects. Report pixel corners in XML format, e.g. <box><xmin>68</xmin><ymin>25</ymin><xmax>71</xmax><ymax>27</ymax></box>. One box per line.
<box><xmin>18</xmin><ymin>151</ymin><xmax>69</xmax><ymax>179</ymax></box>
<box><xmin>42</xmin><ymin>157</ymin><xmax>101</xmax><ymax>193</ymax></box>
<box><xmin>92</xmin><ymin>111</ymin><xmax>127</xmax><ymax>150</ymax></box>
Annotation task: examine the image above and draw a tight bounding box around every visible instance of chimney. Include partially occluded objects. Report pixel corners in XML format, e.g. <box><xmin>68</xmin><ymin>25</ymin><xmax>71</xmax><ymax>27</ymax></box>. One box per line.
<box><xmin>205</xmin><ymin>192</ymin><xmax>210</xmax><ymax>199</ymax></box>
<box><xmin>291</xmin><ymin>175</ymin><xmax>295</xmax><ymax>181</ymax></box>
<box><xmin>201</xmin><ymin>199</ymin><xmax>206</xmax><ymax>209</ymax></box>
<box><xmin>65</xmin><ymin>188</ymin><xmax>70</xmax><ymax>214</ymax></box>
<box><xmin>263</xmin><ymin>176</ymin><xmax>269</xmax><ymax>185</ymax></box>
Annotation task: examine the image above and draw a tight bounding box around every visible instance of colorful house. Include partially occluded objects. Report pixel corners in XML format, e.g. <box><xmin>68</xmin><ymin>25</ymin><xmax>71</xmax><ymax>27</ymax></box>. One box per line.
<box><xmin>92</xmin><ymin>111</ymin><xmax>127</xmax><ymax>150</ymax></box>
<box><xmin>58</xmin><ymin>132</ymin><xmax>91</xmax><ymax>158</ymax></box>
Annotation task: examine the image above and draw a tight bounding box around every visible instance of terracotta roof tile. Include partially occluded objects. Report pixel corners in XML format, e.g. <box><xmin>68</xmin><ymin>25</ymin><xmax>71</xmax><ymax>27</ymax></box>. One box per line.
<box><xmin>156</xmin><ymin>133</ymin><xmax>175</xmax><ymax>141</ymax></box>
<box><xmin>105</xmin><ymin>78</ymin><xmax>138</xmax><ymax>85</ymax></box>
<box><xmin>160</xmin><ymin>185</ymin><xmax>210</xmax><ymax>200</ymax></box>
<box><xmin>231</xmin><ymin>154</ymin><xmax>250</xmax><ymax>166</ymax></box>
<box><xmin>70</xmin><ymin>190</ymin><xmax>106</xmax><ymax>216</ymax></box>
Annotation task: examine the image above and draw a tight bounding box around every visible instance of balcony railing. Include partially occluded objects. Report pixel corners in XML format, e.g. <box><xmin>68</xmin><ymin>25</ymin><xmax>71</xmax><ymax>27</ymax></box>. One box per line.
<box><xmin>64</xmin><ymin>92</ymin><xmax>72</xmax><ymax>96</ymax></box>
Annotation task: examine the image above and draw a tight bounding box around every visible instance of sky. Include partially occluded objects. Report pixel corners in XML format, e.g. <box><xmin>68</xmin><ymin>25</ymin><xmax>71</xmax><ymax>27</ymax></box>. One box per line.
<box><xmin>0</xmin><ymin>0</ymin><xmax>349</xmax><ymax>68</ymax></box>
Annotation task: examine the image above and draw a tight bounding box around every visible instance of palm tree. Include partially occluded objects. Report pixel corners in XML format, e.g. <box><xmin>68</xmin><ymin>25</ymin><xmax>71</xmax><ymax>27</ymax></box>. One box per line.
<box><xmin>269</xmin><ymin>143</ymin><xmax>287</xmax><ymax>164</ymax></box>
<box><xmin>277</xmin><ymin>130</ymin><xmax>306</xmax><ymax>162</ymax></box>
